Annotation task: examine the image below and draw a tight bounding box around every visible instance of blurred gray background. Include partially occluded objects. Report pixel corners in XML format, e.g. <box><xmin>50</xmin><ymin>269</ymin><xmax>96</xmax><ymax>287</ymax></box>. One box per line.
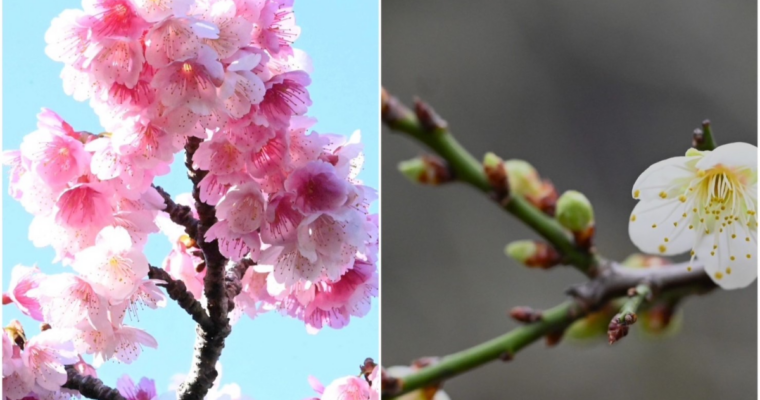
<box><xmin>381</xmin><ymin>1</ymin><xmax>757</xmax><ymax>399</ymax></box>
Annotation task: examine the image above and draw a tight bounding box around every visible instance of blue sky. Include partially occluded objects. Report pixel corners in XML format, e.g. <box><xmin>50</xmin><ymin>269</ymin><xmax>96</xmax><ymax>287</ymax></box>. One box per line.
<box><xmin>1</xmin><ymin>2</ymin><xmax>379</xmax><ymax>399</ymax></box>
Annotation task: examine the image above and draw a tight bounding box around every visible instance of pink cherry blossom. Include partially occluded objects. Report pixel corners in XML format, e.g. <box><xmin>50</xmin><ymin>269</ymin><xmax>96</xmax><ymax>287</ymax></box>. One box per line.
<box><xmin>260</xmin><ymin>192</ymin><xmax>303</xmax><ymax>245</ymax></box>
<box><xmin>45</xmin><ymin>9</ymin><xmax>94</xmax><ymax>67</ymax></box>
<box><xmin>5</xmin><ymin>1</ymin><xmax>380</xmax><ymax>389</ymax></box>
<box><xmin>132</xmin><ymin>0</ymin><xmax>194</xmax><ymax>23</ymax></box>
<box><xmin>320</xmin><ymin>376</ymin><xmax>371</xmax><ymax>400</ymax></box>
<box><xmin>296</xmin><ymin>210</ymin><xmax>366</xmax><ymax>280</ymax></box>
<box><xmin>152</xmin><ymin>46</ymin><xmax>225</xmax><ymax>115</ymax></box>
<box><xmin>215</xmin><ymin>183</ymin><xmax>266</xmax><ymax>233</ymax></box>
<box><xmin>84</xmin><ymin>38</ymin><xmax>145</xmax><ymax>89</ymax></box>
<box><xmin>252</xmin><ymin>0</ymin><xmax>300</xmax><ymax>58</ymax></box>
<box><xmin>145</xmin><ymin>16</ymin><xmax>219</xmax><ymax>68</ymax></box>
<box><xmin>117</xmin><ymin>375</ymin><xmax>157</xmax><ymax>400</ymax></box>
<box><xmin>193</xmin><ymin>133</ymin><xmax>246</xmax><ymax>175</ymax></box>
<box><xmin>198</xmin><ymin>0</ymin><xmax>254</xmax><ymax>59</ymax></box>
<box><xmin>219</xmin><ymin>53</ymin><xmax>266</xmax><ymax>118</ymax></box>
<box><xmin>205</xmin><ymin>220</ymin><xmax>261</xmax><ymax>261</ymax></box>
<box><xmin>83</xmin><ymin>0</ymin><xmax>150</xmax><ymax>39</ymax></box>
<box><xmin>19</xmin><ymin>110</ymin><xmax>89</xmax><ymax>188</ymax></box>
<box><xmin>22</xmin><ymin>329</ymin><xmax>78</xmax><ymax>391</ymax></box>
<box><xmin>3</xmin><ymin>265</ymin><xmax>45</xmax><ymax>321</ymax></box>
<box><xmin>285</xmin><ymin>161</ymin><xmax>348</xmax><ymax>214</ymax></box>
<box><xmin>110</xmin><ymin>279</ymin><xmax>167</xmax><ymax>326</ymax></box>
<box><xmin>254</xmin><ymin>71</ymin><xmax>311</xmax><ymax>128</ymax></box>
<box><xmin>73</xmin><ymin>323</ymin><xmax>157</xmax><ymax>366</ymax></box>
<box><xmin>36</xmin><ymin>274</ymin><xmax>109</xmax><ymax>330</ymax></box>
<box><xmin>54</xmin><ymin>183</ymin><xmax>114</xmax><ymax>229</ymax></box>
<box><xmin>3</xmin><ymin>347</ymin><xmax>34</xmax><ymax>400</ymax></box>
<box><xmin>73</xmin><ymin>226</ymin><xmax>150</xmax><ymax>301</ymax></box>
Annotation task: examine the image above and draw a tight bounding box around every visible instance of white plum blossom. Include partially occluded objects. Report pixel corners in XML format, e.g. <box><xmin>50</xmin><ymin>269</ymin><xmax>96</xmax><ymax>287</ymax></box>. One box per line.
<box><xmin>629</xmin><ymin>143</ymin><xmax>758</xmax><ymax>289</ymax></box>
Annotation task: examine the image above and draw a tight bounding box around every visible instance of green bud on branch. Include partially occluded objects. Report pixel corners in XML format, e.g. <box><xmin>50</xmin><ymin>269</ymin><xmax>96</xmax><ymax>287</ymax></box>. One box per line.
<box><xmin>556</xmin><ymin>190</ymin><xmax>594</xmax><ymax>232</ymax></box>
<box><xmin>398</xmin><ymin>155</ymin><xmax>452</xmax><ymax>186</ymax></box>
<box><xmin>505</xmin><ymin>240</ymin><xmax>561</xmax><ymax>269</ymax></box>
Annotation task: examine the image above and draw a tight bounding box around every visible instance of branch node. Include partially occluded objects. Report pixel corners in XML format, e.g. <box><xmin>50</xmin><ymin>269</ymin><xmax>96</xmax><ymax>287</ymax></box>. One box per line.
<box><xmin>509</xmin><ymin>306</ymin><xmax>543</xmax><ymax>323</ymax></box>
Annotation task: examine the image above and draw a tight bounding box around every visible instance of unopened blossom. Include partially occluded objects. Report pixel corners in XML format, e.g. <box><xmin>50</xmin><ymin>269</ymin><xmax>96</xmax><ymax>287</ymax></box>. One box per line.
<box><xmin>629</xmin><ymin>143</ymin><xmax>758</xmax><ymax>289</ymax></box>
<box><xmin>73</xmin><ymin>226</ymin><xmax>150</xmax><ymax>301</ymax></box>
<box><xmin>4</xmin><ymin>265</ymin><xmax>45</xmax><ymax>321</ymax></box>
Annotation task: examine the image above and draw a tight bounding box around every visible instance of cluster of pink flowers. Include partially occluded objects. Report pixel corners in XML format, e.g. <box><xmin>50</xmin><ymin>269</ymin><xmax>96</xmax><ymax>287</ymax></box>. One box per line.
<box><xmin>2</xmin><ymin>0</ymin><xmax>378</xmax><ymax>398</ymax></box>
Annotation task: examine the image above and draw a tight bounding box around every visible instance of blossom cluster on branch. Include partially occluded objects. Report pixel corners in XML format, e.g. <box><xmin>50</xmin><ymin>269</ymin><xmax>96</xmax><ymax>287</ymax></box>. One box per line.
<box><xmin>2</xmin><ymin>1</ymin><xmax>378</xmax><ymax>399</ymax></box>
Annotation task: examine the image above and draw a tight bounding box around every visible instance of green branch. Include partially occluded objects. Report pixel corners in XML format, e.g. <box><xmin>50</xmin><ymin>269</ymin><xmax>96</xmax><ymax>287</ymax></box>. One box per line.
<box><xmin>383</xmin><ymin>262</ymin><xmax>714</xmax><ymax>398</ymax></box>
<box><xmin>618</xmin><ymin>284</ymin><xmax>651</xmax><ymax>323</ymax></box>
<box><xmin>382</xmin><ymin>90</ymin><xmax>598</xmax><ymax>275</ymax></box>
<box><xmin>382</xmin><ymin>301</ymin><xmax>582</xmax><ymax>399</ymax></box>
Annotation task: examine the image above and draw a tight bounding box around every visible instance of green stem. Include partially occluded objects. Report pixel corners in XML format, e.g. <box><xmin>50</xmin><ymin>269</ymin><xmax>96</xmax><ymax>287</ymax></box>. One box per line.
<box><xmin>618</xmin><ymin>284</ymin><xmax>651</xmax><ymax>323</ymax></box>
<box><xmin>384</xmin><ymin>105</ymin><xmax>596</xmax><ymax>275</ymax></box>
<box><xmin>384</xmin><ymin>302</ymin><xmax>583</xmax><ymax>399</ymax></box>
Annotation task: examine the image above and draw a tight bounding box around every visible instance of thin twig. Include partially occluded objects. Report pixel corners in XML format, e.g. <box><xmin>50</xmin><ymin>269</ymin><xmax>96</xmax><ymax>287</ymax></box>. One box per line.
<box><xmin>154</xmin><ymin>185</ymin><xmax>200</xmax><ymax>239</ymax></box>
<box><xmin>148</xmin><ymin>266</ymin><xmax>212</xmax><ymax>330</ymax></box>
<box><xmin>383</xmin><ymin>262</ymin><xmax>714</xmax><ymax>398</ymax></box>
<box><xmin>382</xmin><ymin>89</ymin><xmax>598</xmax><ymax>276</ymax></box>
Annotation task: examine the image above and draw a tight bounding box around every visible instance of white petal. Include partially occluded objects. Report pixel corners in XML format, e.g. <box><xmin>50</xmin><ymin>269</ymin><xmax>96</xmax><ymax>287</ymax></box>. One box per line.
<box><xmin>632</xmin><ymin>156</ymin><xmax>696</xmax><ymax>201</ymax></box>
<box><xmin>697</xmin><ymin>142</ymin><xmax>757</xmax><ymax>171</ymax></box>
<box><xmin>629</xmin><ymin>199</ymin><xmax>696</xmax><ymax>255</ymax></box>
<box><xmin>696</xmin><ymin>223</ymin><xmax>757</xmax><ymax>289</ymax></box>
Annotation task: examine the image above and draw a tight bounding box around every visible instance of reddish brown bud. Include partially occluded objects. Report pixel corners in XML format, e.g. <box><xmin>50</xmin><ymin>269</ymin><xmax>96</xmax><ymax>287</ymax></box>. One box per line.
<box><xmin>545</xmin><ymin>330</ymin><xmax>565</xmax><ymax>347</ymax></box>
<box><xmin>509</xmin><ymin>306</ymin><xmax>543</xmax><ymax>323</ymax></box>
<box><xmin>483</xmin><ymin>152</ymin><xmax>510</xmax><ymax>203</ymax></box>
<box><xmin>499</xmin><ymin>351</ymin><xmax>514</xmax><ymax>362</ymax></box>
<box><xmin>607</xmin><ymin>314</ymin><xmax>630</xmax><ymax>344</ymax></box>
<box><xmin>40</xmin><ymin>323</ymin><xmax>52</xmax><ymax>332</ymax></box>
<box><xmin>413</xmin><ymin>98</ymin><xmax>448</xmax><ymax>132</ymax></box>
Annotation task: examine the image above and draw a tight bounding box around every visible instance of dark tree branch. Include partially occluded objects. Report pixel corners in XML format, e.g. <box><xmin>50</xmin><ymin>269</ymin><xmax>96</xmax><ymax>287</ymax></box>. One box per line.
<box><xmin>176</xmin><ymin>137</ymin><xmax>232</xmax><ymax>400</ymax></box>
<box><xmin>63</xmin><ymin>366</ymin><xmax>125</xmax><ymax>400</ymax></box>
<box><xmin>148</xmin><ymin>265</ymin><xmax>212</xmax><ymax>330</ymax></box>
<box><xmin>225</xmin><ymin>258</ymin><xmax>254</xmax><ymax>312</ymax></box>
<box><xmin>154</xmin><ymin>185</ymin><xmax>199</xmax><ymax>239</ymax></box>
